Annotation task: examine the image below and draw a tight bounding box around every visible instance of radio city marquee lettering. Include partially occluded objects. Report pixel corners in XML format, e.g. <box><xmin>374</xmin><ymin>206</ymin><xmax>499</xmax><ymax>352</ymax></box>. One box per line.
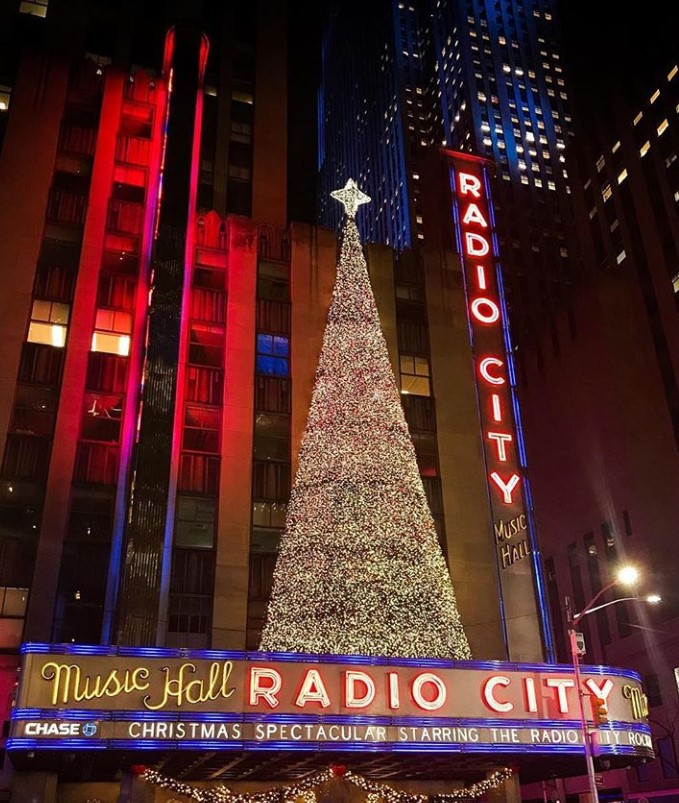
<box><xmin>9</xmin><ymin>645</ymin><xmax>652</xmax><ymax>759</ymax></box>
<box><xmin>445</xmin><ymin>150</ymin><xmax>546</xmax><ymax>661</ymax></box>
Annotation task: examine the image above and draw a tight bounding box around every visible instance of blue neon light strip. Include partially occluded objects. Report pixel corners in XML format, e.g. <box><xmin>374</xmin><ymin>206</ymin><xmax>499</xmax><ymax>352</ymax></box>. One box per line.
<box><xmin>480</xmin><ymin>163</ymin><xmax>556</xmax><ymax>664</ymax></box>
<box><xmin>18</xmin><ymin>642</ymin><xmax>643</xmax><ymax>682</ymax></box>
<box><xmin>6</xmin><ymin>736</ymin><xmax>652</xmax><ymax>756</ymax></box>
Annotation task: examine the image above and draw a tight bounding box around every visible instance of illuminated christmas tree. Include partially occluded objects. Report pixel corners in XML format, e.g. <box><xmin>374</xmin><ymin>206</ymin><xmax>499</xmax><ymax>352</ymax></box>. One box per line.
<box><xmin>259</xmin><ymin>180</ymin><xmax>471</xmax><ymax>659</ymax></box>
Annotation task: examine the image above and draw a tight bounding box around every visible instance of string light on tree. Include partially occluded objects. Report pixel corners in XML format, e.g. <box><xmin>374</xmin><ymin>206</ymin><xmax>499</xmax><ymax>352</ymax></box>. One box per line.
<box><xmin>258</xmin><ymin>178</ymin><xmax>470</xmax><ymax>660</ymax></box>
<box><xmin>141</xmin><ymin>766</ymin><xmax>514</xmax><ymax>803</ymax></box>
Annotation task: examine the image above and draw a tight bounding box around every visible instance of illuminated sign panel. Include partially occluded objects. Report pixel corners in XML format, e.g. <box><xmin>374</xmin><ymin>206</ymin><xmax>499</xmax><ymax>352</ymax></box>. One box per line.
<box><xmin>444</xmin><ymin>150</ymin><xmax>551</xmax><ymax>663</ymax></box>
<box><xmin>9</xmin><ymin>645</ymin><xmax>652</xmax><ymax>759</ymax></box>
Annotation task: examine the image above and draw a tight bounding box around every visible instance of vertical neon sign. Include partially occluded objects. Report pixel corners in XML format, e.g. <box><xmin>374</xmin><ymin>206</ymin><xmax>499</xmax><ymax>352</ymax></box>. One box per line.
<box><xmin>444</xmin><ymin>150</ymin><xmax>554</xmax><ymax>663</ymax></box>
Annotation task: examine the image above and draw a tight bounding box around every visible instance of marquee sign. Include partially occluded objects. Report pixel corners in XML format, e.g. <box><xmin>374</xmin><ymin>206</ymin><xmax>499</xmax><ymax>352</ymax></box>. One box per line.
<box><xmin>444</xmin><ymin>149</ymin><xmax>552</xmax><ymax>663</ymax></box>
<box><xmin>9</xmin><ymin>644</ymin><xmax>652</xmax><ymax>760</ymax></box>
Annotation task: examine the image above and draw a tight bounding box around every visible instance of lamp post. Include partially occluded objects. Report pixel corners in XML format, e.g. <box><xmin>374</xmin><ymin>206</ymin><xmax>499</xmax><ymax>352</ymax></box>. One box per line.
<box><xmin>566</xmin><ymin>566</ymin><xmax>660</xmax><ymax>803</ymax></box>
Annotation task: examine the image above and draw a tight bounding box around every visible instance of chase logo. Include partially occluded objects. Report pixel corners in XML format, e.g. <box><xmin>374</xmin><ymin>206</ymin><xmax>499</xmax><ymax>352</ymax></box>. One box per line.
<box><xmin>82</xmin><ymin>722</ymin><xmax>98</xmax><ymax>737</ymax></box>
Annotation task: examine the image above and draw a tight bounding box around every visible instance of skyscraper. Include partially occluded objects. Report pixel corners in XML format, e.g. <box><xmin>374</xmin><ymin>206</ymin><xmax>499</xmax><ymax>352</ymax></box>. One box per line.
<box><xmin>318</xmin><ymin>0</ymin><xmax>577</xmax><ymax>366</ymax></box>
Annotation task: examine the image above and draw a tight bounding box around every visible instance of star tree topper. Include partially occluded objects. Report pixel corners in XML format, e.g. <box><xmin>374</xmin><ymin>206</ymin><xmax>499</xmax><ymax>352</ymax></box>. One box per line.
<box><xmin>330</xmin><ymin>178</ymin><xmax>371</xmax><ymax>218</ymax></box>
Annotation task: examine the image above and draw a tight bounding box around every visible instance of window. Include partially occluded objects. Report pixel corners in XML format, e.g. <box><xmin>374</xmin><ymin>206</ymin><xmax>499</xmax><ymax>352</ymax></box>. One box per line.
<box><xmin>256</xmin><ymin>334</ymin><xmax>289</xmax><ymax>376</ymax></box>
<box><xmin>253</xmin><ymin>413</ymin><xmax>289</xmax><ymax>461</ymax></box>
<box><xmin>0</xmin><ymin>85</ymin><xmax>10</xmax><ymax>112</ymax></box>
<box><xmin>640</xmin><ymin>141</ymin><xmax>651</xmax><ymax>157</ymax></box>
<box><xmin>400</xmin><ymin>355</ymin><xmax>430</xmax><ymax>396</ymax></box>
<box><xmin>178</xmin><ymin>453</ymin><xmax>219</xmax><ymax>494</ymax></box>
<box><xmin>257</xmin><ymin>260</ymin><xmax>289</xmax><ymax>301</ymax></box>
<box><xmin>255</xmin><ymin>376</ymin><xmax>291</xmax><ymax>413</ymax></box>
<box><xmin>186</xmin><ymin>366</ymin><xmax>223</xmax><ymax>405</ymax></box>
<box><xmin>617</xmin><ymin>169</ymin><xmax>628</xmax><ymax>185</ymax></box>
<box><xmin>19</xmin><ymin>0</ymin><xmax>48</xmax><ymax>16</ymax></box>
<box><xmin>183</xmin><ymin>406</ymin><xmax>220</xmax><ymax>453</ymax></box>
<box><xmin>189</xmin><ymin>326</ymin><xmax>223</xmax><ymax>367</ymax></box>
<box><xmin>1</xmin><ymin>434</ymin><xmax>50</xmax><ymax>479</ymax></box>
<box><xmin>252</xmin><ymin>501</ymin><xmax>287</xmax><ymax>528</ymax></box>
<box><xmin>27</xmin><ymin>300</ymin><xmax>69</xmax><ymax>348</ymax></box>
<box><xmin>19</xmin><ymin>342</ymin><xmax>64</xmax><ymax>385</ymax></box>
<box><xmin>86</xmin><ymin>353</ymin><xmax>127</xmax><ymax>393</ymax></box>
<box><xmin>602</xmin><ymin>184</ymin><xmax>613</xmax><ymax>203</ymax></box>
<box><xmin>81</xmin><ymin>393</ymin><xmax>123</xmax><ymax>442</ymax></box>
<box><xmin>168</xmin><ymin>549</ymin><xmax>214</xmax><ymax>634</ymax></box>
<box><xmin>658</xmin><ymin>119</ymin><xmax>669</xmax><ymax>136</ymax></box>
<box><xmin>174</xmin><ymin>497</ymin><xmax>215</xmax><ymax>548</ymax></box>
<box><xmin>658</xmin><ymin>736</ymin><xmax>678</xmax><ymax>779</ymax></box>
<box><xmin>645</xmin><ymin>673</ymin><xmax>663</xmax><ymax>707</ymax></box>
<box><xmin>252</xmin><ymin>461</ymin><xmax>291</xmax><ymax>501</ymax></box>
<box><xmin>91</xmin><ymin>309</ymin><xmax>131</xmax><ymax>356</ymax></box>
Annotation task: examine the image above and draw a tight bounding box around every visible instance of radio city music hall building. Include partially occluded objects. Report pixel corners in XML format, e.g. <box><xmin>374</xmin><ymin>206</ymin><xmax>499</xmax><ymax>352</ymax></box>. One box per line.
<box><xmin>0</xmin><ymin>1</ymin><xmax>656</xmax><ymax>802</ymax></box>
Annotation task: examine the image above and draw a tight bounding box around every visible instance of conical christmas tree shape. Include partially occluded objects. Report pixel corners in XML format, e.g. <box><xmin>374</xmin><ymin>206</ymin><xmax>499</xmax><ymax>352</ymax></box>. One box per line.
<box><xmin>259</xmin><ymin>180</ymin><xmax>471</xmax><ymax>659</ymax></box>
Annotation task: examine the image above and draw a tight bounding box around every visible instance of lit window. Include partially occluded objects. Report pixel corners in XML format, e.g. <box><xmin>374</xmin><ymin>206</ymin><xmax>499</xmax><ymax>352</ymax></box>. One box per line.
<box><xmin>612</xmin><ymin>141</ymin><xmax>621</xmax><ymax>153</ymax></box>
<box><xmin>589</xmin><ymin>207</ymin><xmax>597</xmax><ymax>219</ymax></box>
<box><xmin>650</xmin><ymin>89</ymin><xmax>660</xmax><ymax>104</ymax></box>
<box><xmin>616</xmin><ymin>250</ymin><xmax>626</xmax><ymax>264</ymax></box>
<box><xmin>27</xmin><ymin>300</ymin><xmax>69</xmax><ymax>348</ymax></box>
<box><xmin>256</xmin><ymin>334</ymin><xmax>289</xmax><ymax>376</ymax></box>
<box><xmin>91</xmin><ymin>309</ymin><xmax>132</xmax><ymax>356</ymax></box>
<box><xmin>0</xmin><ymin>85</ymin><xmax>10</xmax><ymax>112</ymax></box>
<box><xmin>633</xmin><ymin>111</ymin><xmax>643</xmax><ymax>126</ymax></box>
<box><xmin>548</xmin><ymin>181</ymin><xmax>556</xmax><ymax>191</ymax></box>
<box><xmin>19</xmin><ymin>0</ymin><xmax>47</xmax><ymax>16</ymax></box>
<box><xmin>232</xmin><ymin>90</ymin><xmax>254</xmax><ymax>105</ymax></box>
<box><xmin>658</xmin><ymin>119</ymin><xmax>669</xmax><ymax>136</ymax></box>
<box><xmin>400</xmin><ymin>355</ymin><xmax>430</xmax><ymax>396</ymax></box>
<box><xmin>617</xmin><ymin>169</ymin><xmax>628</xmax><ymax>184</ymax></box>
<box><xmin>672</xmin><ymin>273</ymin><xmax>679</xmax><ymax>293</ymax></box>
<box><xmin>520</xmin><ymin>175</ymin><xmax>529</xmax><ymax>185</ymax></box>
<box><xmin>205</xmin><ymin>86</ymin><xmax>218</xmax><ymax>97</ymax></box>
<box><xmin>602</xmin><ymin>184</ymin><xmax>613</xmax><ymax>202</ymax></box>
<box><xmin>640</xmin><ymin>141</ymin><xmax>651</xmax><ymax>157</ymax></box>
<box><xmin>669</xmin><ymin>66</ymin><xmax>678</xmax><ymax>82</ymax></box>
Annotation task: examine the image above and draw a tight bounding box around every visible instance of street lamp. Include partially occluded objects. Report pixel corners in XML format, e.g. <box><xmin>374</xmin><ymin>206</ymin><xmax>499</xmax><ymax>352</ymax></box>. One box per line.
<box><xmin>567</xmin><ymin>565</ymin><xmax>660</xmax><ymax>803</ymax></box>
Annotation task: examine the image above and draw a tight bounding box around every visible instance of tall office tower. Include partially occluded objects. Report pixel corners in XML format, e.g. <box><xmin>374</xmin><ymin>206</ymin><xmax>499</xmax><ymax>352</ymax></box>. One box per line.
<box><xmin>520</xmin><ymin>61</ymin><xmax>679</xmax><ymax>803</ymax></box>
<box><xmin>318</xmin><ymin>0</ymin><xmax>577</xmax><ymax>367</ymax></box>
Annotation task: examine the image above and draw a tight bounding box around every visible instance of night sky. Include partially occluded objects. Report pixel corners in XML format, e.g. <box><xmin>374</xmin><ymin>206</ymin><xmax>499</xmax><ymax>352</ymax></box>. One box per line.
<box><xmin>286</xmin><ymin>1</ymin><xmax>679</xmax><ymax>226</ymax></box>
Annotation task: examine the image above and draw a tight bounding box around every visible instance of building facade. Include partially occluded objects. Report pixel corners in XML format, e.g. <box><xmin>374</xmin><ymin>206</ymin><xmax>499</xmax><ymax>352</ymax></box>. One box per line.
<box><xmin>522</xmin><ymin>62</ymin><xmax>679</xmax><ymax>803</ymax></box>
<box><xmin>0</xmin><ymin>1</ymin><xmax>521</xmax><ymax>799</ymax></box>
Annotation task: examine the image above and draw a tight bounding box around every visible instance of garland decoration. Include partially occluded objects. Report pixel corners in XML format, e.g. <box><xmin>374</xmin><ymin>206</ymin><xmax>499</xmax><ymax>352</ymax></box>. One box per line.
<box><xmin>141</xmin><ymin>765</ymin><xmax>514</xmax><ymax>803</ymax></box>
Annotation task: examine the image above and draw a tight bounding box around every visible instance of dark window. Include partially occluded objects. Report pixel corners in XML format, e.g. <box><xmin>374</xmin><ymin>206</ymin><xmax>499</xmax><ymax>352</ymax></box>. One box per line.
<box><xmin>86</xmin><ymin>352</ymin><xmax>127</xmax><ymax>392</ymax></box>
<box><xmin>252</xmin><ymin>461</ymin><xmax>291</xmax><ymax>501</ymax></box>
<box><xmin>584</xmin><ymin>532</ymin><xmax>611</xmax><ymax>646</ymax></box>
<box><xmin>97</xmin><ymin>273</ymin><xmax>136</xmax><ymax>310</ymax></box>
<box><xmin>189</xmin><ymin>326</ymin><xmax>223</xmax><ymax>368</ymax></box>
<box><xmin>658</xmin><ymin>736</ymin><xmax>679</xmax><ymax>779</ymax></box>
<box><xmin>73</xmin><ymin>442</ymin><xmax>118</xmax><ymax>485</ymax></box>
<box><xmin>53</xmin><ymin>541</ymin><xmax>109</xmax><ymax>643</ymax></box>
<box><xmin>33</xmin><ymin>261</ymin><xmax>76</xmax><ymax>303</ymax></box>
<box><xmin>107</xmin><ymin>199</ymin><xmax>143</xmax><ymax>235</ymax></box>
<box><xmin>186</xmin><ymin>366</ymin><xmax>224</xmax><ymax>405</ymax></box>
<box><xmin>191</xmin><ymin>288</ymin><xmax>226</xmax><ymax>324</ymax></box>
<box><xmin>253</xmin><ymin>413</ymin><xmax>290</xmax><ymax>461</ymax></box>
<box><xmin>178</xmin><ymin>454</ymin><xmax>220</xmax><ymax>494</ymax></box>
<box><xmin>183</xmin><ymin>406</ymin><xmax>220</xmax><ymax>453</ymax></box>
<box><xmin>254</xmin><ymin>376</ymin><xmax>291</xmax><ymax>413</ymax></box>
<box><xmin>257</xmin><ymin>260</ymin><xmax>289</xmax><ymax>301</ymax></box>
<box><xmin>256</xmin><ymin>299</ymin><xmax>291</xmax><ymax>334</ymax></box>
<box><xmin>1</xmin><ymin>435</ymin><xmax>50</xmax><ymax>480</ymax></box>
<box><xmin>248</xmin><ymin>552</ymin><xmax>277</xmax><ymax>602</ymax></box>
<box><xmin>0</xmin><ymin>537</ymin><xmax>35</xmax><ymax>587</ymax></box>
<box><xmin>645</xmin><ymin>674</ymin><xmax>663</xmax><ymax>708</ymax></box>
<box><xmin>411</xmin><ymin>430</ymin><xmax>437</xmax><ymax>476</ymax></box>
<box><xmin>80</xmin><ymin>393</ymin><xmax>123</xmax><ymax>442</ymax></box>
<box><xmin>174</xmin><ymin>497</ymin><xmax>215</xmax><ymax>549</ymax></box>
<box><xmin>10</xmin><ymin>386</ymin><xmax>57</xmax><ymax>438</ymax></box>
<box><xmin>168</xmin><ymin>549</ymin><xmax>214</xmax><ymax>633</ymax></box>
<box><xmin>402</xmin><ymin>394</ymin><xmax>436</xmax><ymax>431</ymax></box>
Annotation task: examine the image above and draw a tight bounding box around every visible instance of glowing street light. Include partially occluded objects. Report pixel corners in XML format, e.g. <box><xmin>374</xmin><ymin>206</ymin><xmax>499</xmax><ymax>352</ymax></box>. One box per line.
<box><xmin>567</xmin><ymin>565</ymin><xmax>659</xmax><ymax>803</ymax></box>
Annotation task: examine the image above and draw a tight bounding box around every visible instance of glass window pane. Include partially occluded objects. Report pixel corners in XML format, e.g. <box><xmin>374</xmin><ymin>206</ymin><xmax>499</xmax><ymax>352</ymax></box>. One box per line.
<box><xmin>28</xmin><ymin>321</ymin><xmax>67</xmax><ymax>348</ymax></box>
<box><xmin>91</xmin><ymin>332</ymin><xmax>130</xmax><ymax>356</ymax></box>
<box><xmin>401</xmin><ymin>374</ymin><xmax>430</xmax><ymax>396</ymax></box>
